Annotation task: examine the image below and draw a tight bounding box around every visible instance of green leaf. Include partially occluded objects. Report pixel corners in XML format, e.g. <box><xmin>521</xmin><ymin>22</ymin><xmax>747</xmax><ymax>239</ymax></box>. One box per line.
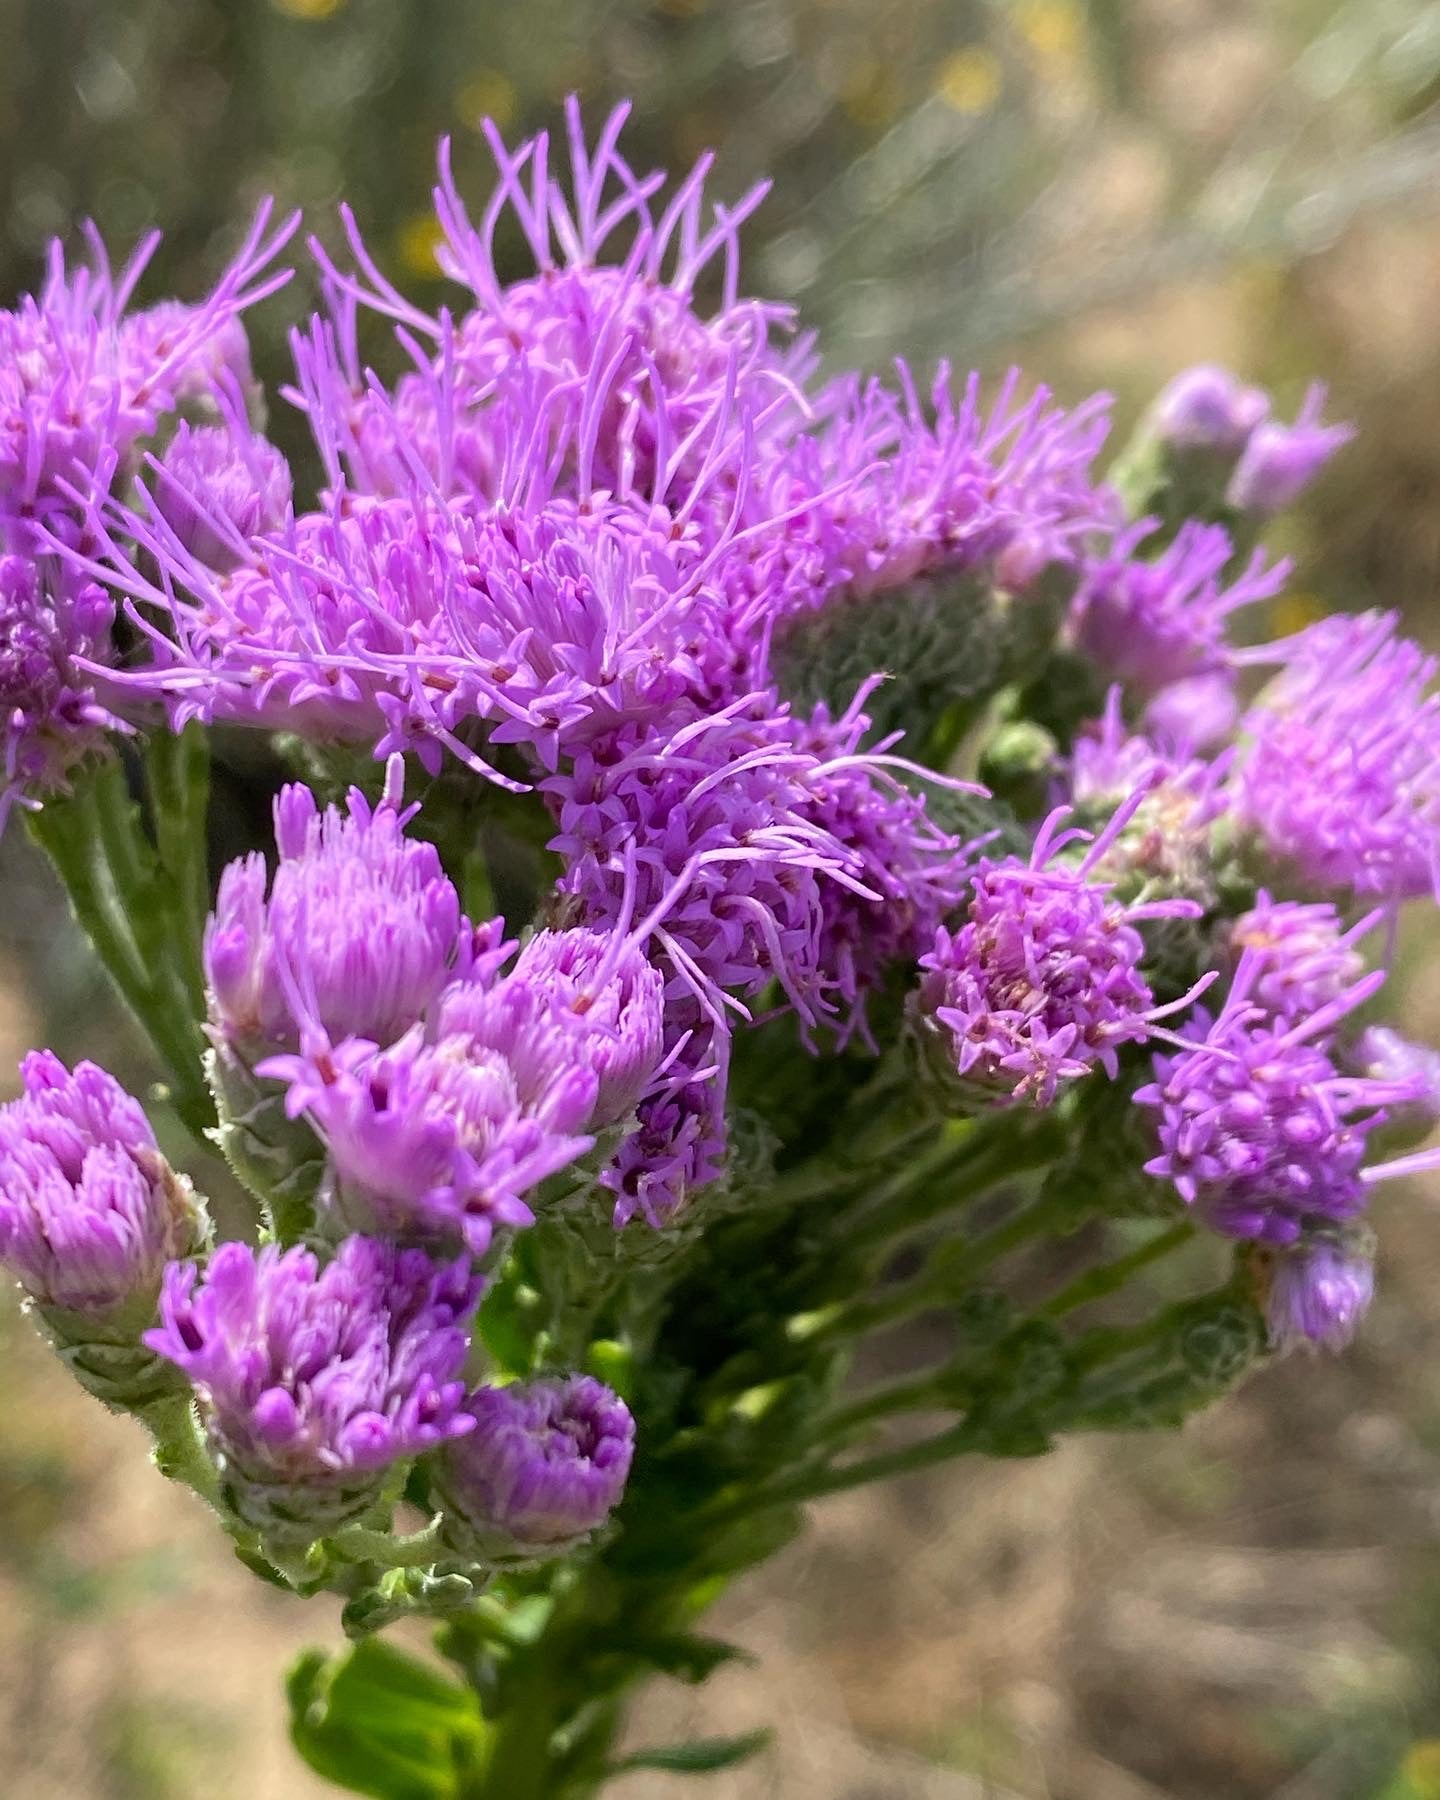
<box><xmin>286</xmin><ymin>1639</ymin><xmax>485</xmax><ymax>1800</ymax></box>
<box><xmin>609</xmin><ymin>1728</ymin><xmax>773</xmax><ymax>1776</ymax></box>
<box><xmin>608</xmin><ymin>1630</ymin><xmax>753</xmax><ymax>1685</ymax></box>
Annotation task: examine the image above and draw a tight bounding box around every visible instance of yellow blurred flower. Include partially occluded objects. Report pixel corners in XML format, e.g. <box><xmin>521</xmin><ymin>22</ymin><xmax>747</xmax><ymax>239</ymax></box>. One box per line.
<box><xmin>458</xmin><ymin>69</ymin><xmax>518</xmax><ymax>131</ymax></box>
<box><xmin>271</xmin><ymin>0</ymin><xmax>346</xmax><ymax>18</ymax></box>
<box><xmin>842</xmin><ymin>61</ymin><xmax>901</xmax><ymax>132</ymax></box>
<box><xmin>397</xmin><ymin>212</ymin><xmax>445</xmax><ymax>279</ymax></box>
<box><xmin>936</xmin><ymin>47</ymin><xmax>1003</xmax><ymax>116</ymax></box>
<box><xmin>1272</xmin><ymin>592</ymin><xmax>1326</xmax><ymax>637</ymax></box>
<box><xmin>1016</xmin><ymin>0</ymin><xmax>1082</xmax><ymax>63</ymax></box>
<box><xmin>1403</xmin><ymin>1742</ymin><xmax>1440</xmax><ymax>1798</ymax></box>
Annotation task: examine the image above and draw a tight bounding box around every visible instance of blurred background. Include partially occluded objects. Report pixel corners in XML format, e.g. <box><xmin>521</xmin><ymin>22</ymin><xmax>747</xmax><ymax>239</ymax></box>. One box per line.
<box><xmin>4</xmin><ymin>0</ymin><xmax>1440</xmax><ymax>1794</ymax></box>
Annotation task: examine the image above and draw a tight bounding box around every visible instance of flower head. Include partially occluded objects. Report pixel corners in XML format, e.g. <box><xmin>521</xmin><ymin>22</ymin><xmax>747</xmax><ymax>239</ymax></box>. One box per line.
<box><xmin>0</xmin><ymin>207</ymin><xmax>292</xmax><ymax>520</ymax></box>
<box><xmin>1227</xmin><ymin>384</ymin><xmax>1353</xmax><ymax>516</ymax></box>
<box><xmin>151</xmin><ymin>419</ymin><xmax>292</xmax><ymax>569</ymax></box>
<box><xmin>205</xmin><ymin>759</ymin><xmax>479</xmax><ymax>1058</ymax></box>
<box><xmin>1153</xmin><ymin>364</ymin><xmax>1269</xmax><ymax>454</ymax></box>
<box><xmin>912</xmin><ymin>794</ymin><xmax>1205</xmax><ymax>1109</ymax></box>
<box><xmin>0</xmin><ymin>551</ymin><xmax>123</xmax><ymax>821</ymax></box>
<box><xmin>0</xmin><ymin>1052</ymin><xmax>200</xmax><ymax>1314</ymax></box>
<box><xmin>1228</xmin><ymin>893</ymin><xmax>1378</xmax><ymax>1025</ymax></box>
<box><xmin>1136</xmin><ymin>954</ymin><xmax>1414</xmax><ymax>1244</ymax></box>
<box><xmin>1235</xmin><ymin>612</ymin><xmax>1440</xmax><ymax>901</ymax></box>
<box><xmin>435</xmin><ymin>1374</ymin><xmax>634</xmax><ymax>1560</ymax></box>
<box><xmin>1070</xmin><ymin>521</ymin><xmax>1286</xmax><ymax>697</ymax></box>
<box><xmin>145</xmin><ymin>1236</ymin><xmax>480</xmax><ymax>1532</ymax></box>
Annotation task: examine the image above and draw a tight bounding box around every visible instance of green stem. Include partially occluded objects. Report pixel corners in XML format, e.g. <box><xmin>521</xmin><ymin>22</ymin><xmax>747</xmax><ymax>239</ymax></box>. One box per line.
<box><xmin>810</xmin><ymin>1368</ymin><xmax>947</xmax><ymax>1444</ymax></box>
<box><xmin>713</xmin><ymin>1417</ymin><xmax>984</xmax><ymax>1522</ymax></box>
<box><xmin>1039</xmin><ymin>1222</ymin><xmax>1194</xmax><ymax>1320</ymax></box>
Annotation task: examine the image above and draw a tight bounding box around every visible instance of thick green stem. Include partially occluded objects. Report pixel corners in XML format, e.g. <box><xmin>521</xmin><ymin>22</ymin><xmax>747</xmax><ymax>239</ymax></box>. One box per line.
<box><xmin>1040</xmin><ymin>1222</ymin><xmax>1194</xmax><ymax>1319</ymax></box>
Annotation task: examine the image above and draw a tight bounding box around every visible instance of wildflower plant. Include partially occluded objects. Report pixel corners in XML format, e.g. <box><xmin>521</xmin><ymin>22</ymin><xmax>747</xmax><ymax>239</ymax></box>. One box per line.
<box><xmin>1</xmin><ymin>102</ymin><xmax>1435</xmax><ymax>1796</ymax></box>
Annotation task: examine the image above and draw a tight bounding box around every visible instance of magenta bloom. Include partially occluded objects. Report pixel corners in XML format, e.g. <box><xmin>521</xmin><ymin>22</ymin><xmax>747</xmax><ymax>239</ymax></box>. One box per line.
<box><xmin>435</xmin><ymin>1374</ymin><xmax>634</xmax><ymax>1559</ymax></box>
<box><xmin>912</xmin><ymin>795</ymin><xmax>1206</xmax><ymax>1109</ymax></box>
<box><xmin>1264</xmin><ymin>1234</ymin><xmax>1375</xmax><ymax>1354</ymax></box>
<box><xmin>205</xmin><ymin>760</ymin><xmax>479</xmax><ymax>1057</ymax></box>
<box><xmin>145</xmin><ymin>1236</ymin><xmax>480</xmax><ymax>1531</ymax></box>
<box><xmin>1227</xmin><ymin>384</ymin><xmax>1353</xmax><ymax>516</ymax></box>
<box><xmin>1070</xmin><ymin>521</ymin><xmax>1286</xmax><ymax>696</ymax></box>
<box><xmin>0</xmin><ymin>1052</ymin><xmax>199</xmax><ymax>1315</ymax></box>
<box><xmin>1235</xmin><ymin>612</ymin><xmax>1440</xmax><ymax>901</ymax></box>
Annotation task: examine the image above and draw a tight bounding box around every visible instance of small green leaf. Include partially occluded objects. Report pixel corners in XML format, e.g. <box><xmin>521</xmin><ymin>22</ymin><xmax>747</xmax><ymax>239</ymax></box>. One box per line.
<box><xmin>610</xmin><ymin>1630</ymin><xmax>753</xmax><ymax>1685</ymax></box>
<box><xmin>609</xmin><ymin>1728</ymin><xmax>773</xmax><ymax>1776</ymax></box>
<box><xmin>286</xmin><ymin>1639</ymin><xmax>484</xmax><ymax>1799</ymax></box>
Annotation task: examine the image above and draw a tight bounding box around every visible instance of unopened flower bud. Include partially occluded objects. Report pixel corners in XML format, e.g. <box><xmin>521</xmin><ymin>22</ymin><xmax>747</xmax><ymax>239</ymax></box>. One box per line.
<box><xmin>434</xmin><ymin>1375</ymin><xmax>634</xmax><ymax>1564</ymax></box>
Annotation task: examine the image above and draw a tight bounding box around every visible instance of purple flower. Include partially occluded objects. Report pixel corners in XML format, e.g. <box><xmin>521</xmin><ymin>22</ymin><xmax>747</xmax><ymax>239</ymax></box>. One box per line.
<box><xmin>1227</xmin><ymin>384</ymin><xmax>1353</xmax><ymax>516</ymax></box>
<box><xmin>1141</xmin><ymin>671</ymin><xmax>1238</xmax><ymax>752</ymax></box>
<box><xmin>509</xmin><ymin>928</ymin><xmax>665</xmax><ymax>1127</ymax></box>
<box><xmin>1136</xmin><ymin>953</ymin><xmax>1412</xmax><ymax>1244</ymax></box>
<box><xmin>1235</xmin><ymin>612</ymin><xmax>1440</xmax><ymax>901</ymax></box>
<box><xmin>435</xmin><ymin>1374</ymin><xmax>634</xmax><ymax>1559</ymax></box>
<box><xmin>205</xmin><ymin>759</ymin><xmax>479</xmax><ymax>1057</ymax></box>
<box><xmin>310</xmin><ymin>99</ymin><xmax>794</xmax><ymax>509</ymax></box>
<box><xmin>151</xmin><ymin>419</ymin><xmax>292</xmax><ymax>570</ymax></box>
<box><xmin>1153</xmin><ymin>364</ymin><xmax>1269</xmax><ymax>455</ymax></box>
<box><xmin>0</xmin><ymin>1052</ymin><xmax>201</xmax><ymax>1315</ymax></box>
<box><xmin>1262</xmin><ymin>1232</ymin><xmax>1375</xmax><ymax>1353</ymax></box>
<box><xmin>272</xmin><ymin>978</ymin><xmax>600</xmax><ymax>1258</ymax></box>
<box><xmin>0</xmin><ymin>551</ymin><xmax>124</xmax><ymax>822</ymax></box>
<box><xmin>1352</xmin><ymin>1026</ymin><xmax>1440</xmax><ymax>1117</ymax></box>
<box><xmin>743</xmin><ymin>364</ymin><xmax>1112</xmax><ymax>643</ymax></box>
<box><xmin>0</xmin><ymin>207</ymin><xmax>293</xmax><ymax>520</ymax></box>
<box><xmin>603</xmin><ymin>1058</ymin><xmax>728</xmax><ymax>1229</ymax></box>
<box><xmin>1070</xmin><ymin>521</ymin><xmax>1286</xmax><ymax>697</ymax></box>
<box><xmin>912</xmin><ymin>794</ymin><xmax>1207</xmax><ymax>1109</ymax></box>
<box><xmin>1228</xmin><ymin>893</ymin><xmax>1379</xmax><ymax>1025</ymax></box>
<box><xmin>145</xmin><ymin>1235</ymin><xmax>481</xmax><ymax>1532</ymax></box>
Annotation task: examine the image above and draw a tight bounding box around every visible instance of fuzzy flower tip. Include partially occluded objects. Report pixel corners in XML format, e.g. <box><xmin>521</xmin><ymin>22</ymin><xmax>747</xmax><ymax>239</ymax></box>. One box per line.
<box><xmin>145</xmin><ymin>1236</ymin><xmax>480</xmax><ymax>1532</ymax></box>
<box><xmin>435</xmin><ymin>1374</ymin><xmax>635</xmax><ymax>1560</ymax></box>
<box><xmin>1070</xmin><ymin>521</ymin><xmax>1286</xmax><ymax>697</ymax></box>
<box><xmin>912</xmin><ymin>794</ymin><xmax>1205</xmax><ymax>1109</ymax></box>
<box><xmin>0</xmin><ymin>1052</ymin><xmax>199</xmax><ymax>1315</ymax></box>
<box><xmin>1135</xmin><ymin>953</ymin><xmax>1430</xmax><ymax>1245</ymax></box>
<box><xmin>1226</xmin><ymin>384</ymin><xmax>1353</xmax><ymax>516</ymax></box>
<box><xmin>1262</xmin><ymin>1233</ymin><xmax>1375</xmax><ymax>1354</ymax></box>
<box><xmin>1153</xmin><ymin>364</ymin><xmax>1269</xmax><ymax>455</ymax></box>
<box><xmin>0</xmin><ymin>552</ymin><xmax>122</xmax><ymax>821</ymax></box>
<box><xmin>205</xmin><ymin>759</ymin><xmax>477</xmax><ymax>1058</ymax></box>
<box><xmin>1236</xmin><ymin>612</ymin><xmax>1440</xmax><ymax>901</ymax></box>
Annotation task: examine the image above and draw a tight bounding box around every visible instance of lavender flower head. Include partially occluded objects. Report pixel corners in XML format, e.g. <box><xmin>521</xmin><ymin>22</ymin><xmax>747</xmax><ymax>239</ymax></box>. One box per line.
<box><xmin>1262</xmin><ymin>1231</ymin><xmax>1375</xmax><ymax>1354</ymax></box>
<box><xmin>1235</xmin><ymin>611</ymin><xmax>1440</xmax><ymax>901</ymax></box>
<box><xmin>912</xmin><ymin>792</ymin><xmax>1206</xmax><ymax>1110</ymax></box>
<box><xmin>145</xmin><ymin>1236</ymin><xmax>480</xmax><ymax>1533</ymax></box>
<box><xmin>1228</xmin><ymin>893</ymin><xmax>1378</xmax><ymax>1024</ymax></box>
<box><xmin>151</xmin><ymin>419</ymin><xmax>292</xmax><ymax>570</ymax></box>
<box><xmin>205</xmin><ymin>759</ymin><xmax>478</xmax><ymax>1059</ymax></box>
<box><xmin>273</xmin><ymin>968</ymin><xmax>604</xmax><ymax>1258</ymax></box>
<box><xmin>1227</xmin><ymin>384</ymin><xmax>1354</xmax><ymax>516</ymax></box>
<box><xmin>1153</xmin><ymin>364</ymin><xmax>1269</xmax><ymax>455</ymax></box>
<box><xmin>0</xmin><ymin>552</ymin><xmax>123</xmax><ymax>822</ymax></box>
<box><xmin>1136</xmin><ymin>954</ymin><xmax>1424</xmax><ymax>1244</ymax></box>
<box><xmin>435</xmin><ymin>1374</ymin><xmax>635</xmax><ymax>1560</ymax></box>
<box><xmin>1070</xmin><ymin>521</ymin><xmax>1286</xmax><ymax>697</ymax></box>
<box><xmin>0</xmin><ymin>1052</ymin><xmax>200</xmax><ymax>1316</ymax></box>
<box><xmin>0</xmin><ymin>208</ymin><xmax>292</xmax><ymax>520</ymax></box>
<box><xmin>510</xmin><ymin>928</ymin><xmax>665</xmax><ymax>1127</ymax></box>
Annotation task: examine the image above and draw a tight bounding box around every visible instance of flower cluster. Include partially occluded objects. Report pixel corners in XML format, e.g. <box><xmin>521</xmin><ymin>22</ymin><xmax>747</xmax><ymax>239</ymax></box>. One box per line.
<box><xmin>0</xmin><ymin>106</ymin><xmax>1436</xmax><ymax>1677</ymax></box>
